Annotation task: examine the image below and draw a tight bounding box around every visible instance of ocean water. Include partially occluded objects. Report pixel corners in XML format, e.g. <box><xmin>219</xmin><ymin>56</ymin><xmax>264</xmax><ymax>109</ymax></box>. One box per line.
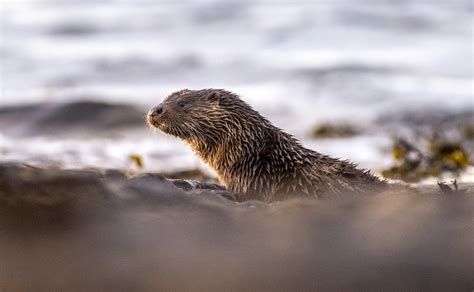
<box><xmin>0</xmin><ymin>0</ymin><xmax>473</xmax><ymax>176</ymax></box>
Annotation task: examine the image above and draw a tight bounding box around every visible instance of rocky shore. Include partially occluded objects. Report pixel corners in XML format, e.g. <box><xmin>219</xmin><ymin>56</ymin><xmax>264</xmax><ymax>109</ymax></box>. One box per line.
<box><xmin>1</xmin><ymin>162</ymin><xmax>473</xmax><ymax>291</ymax></box>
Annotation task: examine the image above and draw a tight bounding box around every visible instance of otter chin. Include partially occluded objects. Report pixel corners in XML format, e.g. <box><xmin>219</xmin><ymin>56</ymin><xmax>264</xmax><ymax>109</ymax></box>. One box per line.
<box><xmin>148</xmin><ymin>88</ymin><xmax>388</xmax><ymax>202</ymax></box>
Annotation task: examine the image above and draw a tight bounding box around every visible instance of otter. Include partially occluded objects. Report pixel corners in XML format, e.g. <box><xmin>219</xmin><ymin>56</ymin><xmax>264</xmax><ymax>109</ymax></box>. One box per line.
<box><xmin>147</xmin><ymin>89</ymin><xmax>387</xmax><ymax>201</ymax></box>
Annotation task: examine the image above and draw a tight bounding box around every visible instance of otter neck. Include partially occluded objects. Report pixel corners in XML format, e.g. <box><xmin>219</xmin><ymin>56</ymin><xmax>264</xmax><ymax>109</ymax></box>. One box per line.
<box><xmin>185</xmin><ymin>115</ymin><xmax>272</xmax><ymax>183</ymax></box>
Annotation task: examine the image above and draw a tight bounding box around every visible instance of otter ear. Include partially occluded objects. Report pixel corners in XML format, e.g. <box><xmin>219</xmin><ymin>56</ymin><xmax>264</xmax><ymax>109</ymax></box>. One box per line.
<box><xmin>206</xmin><ymin>91</ymin><xmax>220</xmax><ymax>103</ymax></box>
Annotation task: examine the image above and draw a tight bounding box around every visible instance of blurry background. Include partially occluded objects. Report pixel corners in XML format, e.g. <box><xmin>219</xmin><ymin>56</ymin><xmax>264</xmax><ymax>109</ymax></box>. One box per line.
<box><xmin>1</xmin><ymin>0</ymin><xmax>473</xmax><ymax>182</ymax></box>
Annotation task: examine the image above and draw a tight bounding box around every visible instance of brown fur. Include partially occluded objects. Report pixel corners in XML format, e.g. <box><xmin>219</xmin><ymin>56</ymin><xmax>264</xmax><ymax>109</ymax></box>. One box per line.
<box><xmin>148</xmin><ymin>89</ymin><xmax>387</xmax><ymax>201</ymax></box>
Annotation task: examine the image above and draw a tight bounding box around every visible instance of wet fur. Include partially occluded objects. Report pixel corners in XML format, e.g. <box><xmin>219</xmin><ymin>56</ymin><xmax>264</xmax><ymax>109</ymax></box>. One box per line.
<box><xmin>149</xmin><ymin>89</ymin><xmax>387</xmax><ymax>201</ymax></box>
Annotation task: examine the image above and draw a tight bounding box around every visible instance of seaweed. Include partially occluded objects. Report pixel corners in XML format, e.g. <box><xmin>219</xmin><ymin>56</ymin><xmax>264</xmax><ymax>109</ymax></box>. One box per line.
<box><xmin>128</xmin><ymin>153</ymin><xmax>144</xmax><ymax>169</ymax></box>
<box><xmin>311</xmin><ymin>123</ymin><xmax>360</xmax><ymax>138</ymax></box>
<box><xmin>381</xmin><ymin>137</ymin><xmax>471</xmax><ymax>182</ymax></box>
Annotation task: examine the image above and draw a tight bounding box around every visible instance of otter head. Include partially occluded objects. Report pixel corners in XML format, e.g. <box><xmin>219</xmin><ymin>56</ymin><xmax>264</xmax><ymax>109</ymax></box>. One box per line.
<box><xmin>147</xmin><ymin>89</ymin><xmax>241</xmax><ymax>146</ymax></box>
<box><xmin>148</xmin><ymin>88</ymin><xmax>276</xmax><ymax>190</ymax></box>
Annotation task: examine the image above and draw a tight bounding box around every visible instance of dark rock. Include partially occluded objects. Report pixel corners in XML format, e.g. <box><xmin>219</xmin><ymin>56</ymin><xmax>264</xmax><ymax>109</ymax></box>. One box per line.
<box><xmin>0</xmin><ymin>162</ymin><xmax>473</xmax><ymax>291</ymax></box>
<box><xmin>163</xmin><ymin>168</ymin><xmax>218</xmax><ymax>183</ymax></box>
<box><xmin>0</xmin><ymin>101</ymin><xmax>145</xmax><ymax>137</ymax></box>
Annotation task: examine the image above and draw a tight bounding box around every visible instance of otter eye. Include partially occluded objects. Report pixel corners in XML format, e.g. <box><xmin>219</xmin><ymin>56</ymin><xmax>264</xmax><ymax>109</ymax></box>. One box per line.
<box><xmin>178</xmin><ymin>101</ymin><xmax>186</xmax><ymax>108</ymax></box>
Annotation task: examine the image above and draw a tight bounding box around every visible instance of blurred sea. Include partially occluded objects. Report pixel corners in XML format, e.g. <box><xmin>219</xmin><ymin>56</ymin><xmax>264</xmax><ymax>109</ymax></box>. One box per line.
<box><xmin>0</xmin><ymin>0</ymin><xmax>473</xmax><ymax>177</ymax></box>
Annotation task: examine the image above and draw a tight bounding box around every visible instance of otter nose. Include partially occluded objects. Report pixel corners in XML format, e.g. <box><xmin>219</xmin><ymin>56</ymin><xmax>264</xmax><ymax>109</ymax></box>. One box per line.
<box><xmin>150</xmin><ymin>106</ymin><xmax>163</xmax><ymax>117</ymax></box>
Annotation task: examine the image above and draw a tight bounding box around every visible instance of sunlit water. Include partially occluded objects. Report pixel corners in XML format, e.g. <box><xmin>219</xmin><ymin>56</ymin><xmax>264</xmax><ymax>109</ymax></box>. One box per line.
<box><xmin>1</xmin><ymin>0</ymin><xmax>473</xmax><ymax>177</ymax></box>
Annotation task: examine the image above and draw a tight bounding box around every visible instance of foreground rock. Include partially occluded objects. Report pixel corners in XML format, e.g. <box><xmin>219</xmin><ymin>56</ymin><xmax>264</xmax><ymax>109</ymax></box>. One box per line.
<box><xmin>0</xmin><ymin>163</ymin><xmax>473</xmax><ymax>291</ymax></box>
